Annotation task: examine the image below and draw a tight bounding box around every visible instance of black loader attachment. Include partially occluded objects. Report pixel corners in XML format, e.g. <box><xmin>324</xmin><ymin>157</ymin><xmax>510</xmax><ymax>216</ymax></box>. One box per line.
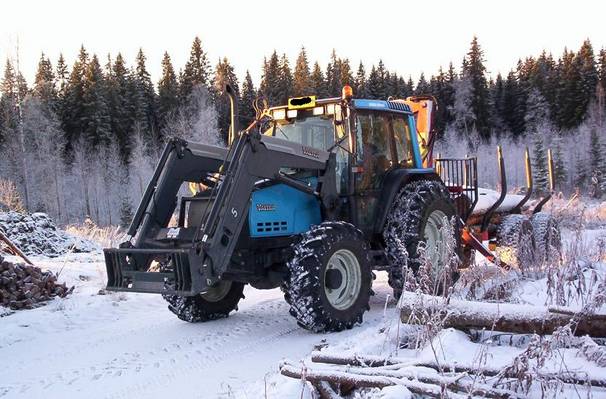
<box><xmin>105</xmin><ymin>86</ymin><xmax>337</xmax><ymax>296</ymax></box>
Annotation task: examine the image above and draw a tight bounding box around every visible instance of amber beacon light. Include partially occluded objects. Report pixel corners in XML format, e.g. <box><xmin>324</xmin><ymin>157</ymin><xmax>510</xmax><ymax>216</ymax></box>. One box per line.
<box><xmin>342</xmin><ymin>85</ymin><xmax>353</xmax><ymax>100</ymax></box>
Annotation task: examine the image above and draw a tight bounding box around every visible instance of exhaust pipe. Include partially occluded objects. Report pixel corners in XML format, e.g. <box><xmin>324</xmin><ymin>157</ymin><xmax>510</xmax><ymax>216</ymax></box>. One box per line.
<box><xmin>223</xmin><ymin>83</ymin><xmax>239</xmax><ymax>146</ymax></box>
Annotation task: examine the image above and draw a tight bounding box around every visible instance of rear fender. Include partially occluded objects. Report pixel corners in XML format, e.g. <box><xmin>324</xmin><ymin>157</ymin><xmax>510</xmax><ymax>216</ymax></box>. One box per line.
<box><xmin>373</xmin><ymin>168</ymin><xmax>440</xmax><ymax>234</ymax></box>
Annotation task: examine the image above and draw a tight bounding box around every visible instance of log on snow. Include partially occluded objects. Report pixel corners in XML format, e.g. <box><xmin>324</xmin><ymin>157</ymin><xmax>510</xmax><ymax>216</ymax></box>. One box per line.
<box><xmin>280</xmin><ymin>364</ymin><xmax>468</xmax><ymax>399</ymax></box>
<box><xmin>399</xmin><ymin>292</ymin><xmax>606</xmax><ymax>337</ymax></box>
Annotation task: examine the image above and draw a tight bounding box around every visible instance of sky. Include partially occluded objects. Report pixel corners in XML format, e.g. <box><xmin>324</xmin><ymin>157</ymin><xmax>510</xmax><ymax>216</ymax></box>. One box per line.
<box><xmin>1</xmin><ymin>0</ymin><xmax>605</xmax><ymax>87</ymax></box>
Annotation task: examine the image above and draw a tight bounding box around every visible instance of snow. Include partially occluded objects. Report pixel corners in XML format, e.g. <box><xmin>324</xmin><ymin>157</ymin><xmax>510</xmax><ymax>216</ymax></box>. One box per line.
<box><xmin>0</xmin><ymin>212</ymin><xmax>97</xmax><ymax>257</ymax></box>
<box><xmin>472</xmin><ymin>187</ymin><xmax>526</xmax><ymax>215</ymax></box>
<box><xmin>1</xmin><ymin>229</ymin><xmax>605</xmax><ymax>398</ymax></box>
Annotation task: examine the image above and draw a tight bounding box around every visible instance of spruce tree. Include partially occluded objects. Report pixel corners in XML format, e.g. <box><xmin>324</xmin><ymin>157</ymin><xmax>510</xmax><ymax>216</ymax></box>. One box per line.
<box><xmin>81</xmin><ymin>54</ymin><xmax>112</xmax><ymax>148</ymax></box>
<box><xmin>551</xmin><ymin>131</ymin><xmax>567</xmax><ymax>190</ymax></box>
<box><xmin>106</xmin><ymin>53</ymin><xmax>132</xmax><ymax>159</ymax></box>
<box><xmin>278</xmin><ymin>53</ymin><xmax>293</xmax><ymax>104</ymax></box>
<box><xmin>33</xmin><ymin>53</ymin><xmax>56</xmax><ymax>110</ymax></box>
<box><xmin>133</xmin><ymin>48</ymin><xmax>157</xmax><ymax>143</ymax></box>
<box><xmin>462</xmin><ymin>37</ymin><xmax>490</xmax><ymax>139</ymax></box>
<box><xmin>62</xmin><ymin>45</ymin><xmax>89</xmax><ymax>155</ymax></box>
<box><xmin>180</xmin><ymin>37</ymin><xmax>212</xmax><ymax>103</ymax></box>
<box><xmin>325</xmin><ymin>50</ymin><xmax>341</xmax><ymax>96</ymax></box>
<box><xmin>574</xmin><ymin>41</ymin><xmax>597</xmax><ymax>125</ymax></box>
<box><xmin>293</xmin><ymin>46</ymin><xmax>311</xmax><ymax>96</ymax></box>
<box><xmin>240</xmin><ymin>70</ymin><xmax>256</xmax><ymax>126</ymax></box>
<box><xmin>415</xmin><ymin>73</ymin><xmax>429</xmax><ymax>95</ymax></box>
<box><xmin>354</xmin><ymin>61</ymin><xmax>367</xmax><ymax>98</ymax></box>
<box><xmin>555</xmin><ymin>48</ymin><xmax>580</xmax><ymax>129</ymax></box>
<box><xmin>259</xmin><ymin>51</ymin><xmax>281</xmax><ymax>105</ymax></box>
<box><xmin>157</xmin><ymin>51</ymin><xmax>179</xmax><ymax>135</ymax></box>
<box><xmin>309</xmin><ymin>61</ymin><xmax>327</xmax><ymax>98</ymax></box>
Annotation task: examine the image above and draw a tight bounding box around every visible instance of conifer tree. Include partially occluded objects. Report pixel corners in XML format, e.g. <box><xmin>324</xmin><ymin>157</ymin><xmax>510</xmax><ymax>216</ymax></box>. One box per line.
<box><xmin>462</xmin><ymin>37</ymin><xmax>490</xmax><ymax>139</ymax></box>
<box><xmin>106</xmin><ymin>53</ymin><xmax>132</xmax><ymax>159</ymax></box>
<box><xmin>180</xmin><ymin>37</ymin><xmax>212</xmax><ymax>103</ymax></box>
<box><xmin>133</xmin><ymin>48</ymin><xmax>157</xmax><ymax>143</ymax></box>
<box><xmin>293</xmin><ymin>47</ymin><xmax>311</xmax><ymax>96</ymax></box>
<box><xmin>239</xmin><ymin>70</ymin><xmax>256</xmax><ymax>126</ymax></box>
<box><xmin>325</xmin><ymin>50</ymin><xmax>341</xmax><ymax>96</ymax></box>
<box><xmin>33</xmin><ymin>53</ymin><xmax>56</xmax><ymax>110</ymax></box>
<box><xmin>278</xmin><ymin>53</ymin><xmax>293</xmax><ymax>104</ymax></box>
<box><xmin>415</xmin><ymin>73</ymin><xmax>429</xmax><ymax>95</ymax></box>
<box><xmin>259</xmin><ymin>51</ymin><xmax>281</xmax><ymax>105</ymax></box>
<box><xmin>309</xmin><ymin>61</ymin><xmax>327</xmax><ymax>98</ymax></box>
<box><xmin>62</xmin><ymin>45</ymin><xmax>89</xmax><ymax>154</ymax></box>
<box><xmin>81</xmin><ymin>54</ymin><xmax>111</xmax><ymax>148</ymax></box>
<box><xmin>576</xmin><ymin>40</ymin><xmax>598</xmax><ymax>123</ymax></box>
<box><xmin>354</xmin><ymin>62</ymin><xmax>367</xmax><ymax>98</ymax></box>
<box><xmin>157</xmin><ymin>51</ymin><xmax>179</xmax><ymax>135</ymax></box>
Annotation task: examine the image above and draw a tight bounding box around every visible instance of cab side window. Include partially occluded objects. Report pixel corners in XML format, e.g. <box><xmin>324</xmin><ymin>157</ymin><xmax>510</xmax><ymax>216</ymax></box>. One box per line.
<box><xmin>391</xmin><ymin>116</ymin><xmax>414</xmax><ymax>167</ymax></box>
<box><xmin>355</xmin><ymin>112</ymin><xmax>393</xmax><ymax>190</ymax></box>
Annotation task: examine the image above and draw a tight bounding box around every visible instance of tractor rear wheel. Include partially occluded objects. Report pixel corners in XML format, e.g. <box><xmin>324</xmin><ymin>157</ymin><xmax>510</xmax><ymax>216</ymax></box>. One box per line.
<box><xmin>383</xmin><ymin>180</ymin><xmax>461</xmax><ymax>299</ymax></box>
<box><xmin>282</xmin><ymin>222</ymin><xmax>372</xmax><ymax>332</ymax></box>
<box><xmin>163</xmin><ymin>281</ymin><xmax>245</xmax><ymax>323</ymax></box>
<box><xmin>495</xmin><ymin>214</ymin><xmax>536</xmax><ymax>269</ymax></box>
<box><xmin>530</xmin><ymin>212</ymin><xmax>562</xmax><ymax>264</ymax></box>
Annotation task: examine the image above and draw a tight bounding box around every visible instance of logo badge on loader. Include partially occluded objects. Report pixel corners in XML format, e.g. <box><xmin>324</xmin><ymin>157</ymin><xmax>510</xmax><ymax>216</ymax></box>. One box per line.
<box><xmin>302</xmin><ymin>146</ymin><xmax>320</xmax><ymax>159</ymax></box>
<box><xmin>231</xmin><ymin>208</ymin><xmax>238</xmax><ymax>218</ymax></box>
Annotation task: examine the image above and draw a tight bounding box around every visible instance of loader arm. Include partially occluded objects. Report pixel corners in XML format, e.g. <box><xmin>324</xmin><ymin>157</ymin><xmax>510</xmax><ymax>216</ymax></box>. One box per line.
<box><xmin>104</xmin><ymin>130</ymin><xmax>335</xmax><ymax>296</ymax></box>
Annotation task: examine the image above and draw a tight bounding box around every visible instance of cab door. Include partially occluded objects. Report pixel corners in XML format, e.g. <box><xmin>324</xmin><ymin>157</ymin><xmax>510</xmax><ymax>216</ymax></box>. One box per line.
<box><xmin>353</xmin><ymin>111</ymin><xmax>397</xmax><ymax>230</ymax></box>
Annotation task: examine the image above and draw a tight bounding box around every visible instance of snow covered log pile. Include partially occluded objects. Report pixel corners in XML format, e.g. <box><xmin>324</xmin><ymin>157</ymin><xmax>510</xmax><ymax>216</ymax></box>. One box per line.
<box><xmin>0</xmin><ymin>255</ymin><xmax>73</xmax><ymax>310</ymax></box>
<box><xmin>399</xmin><ymin>292</ymin><xmax>606</xmax><ymax>337</ymax></box>
<box><xmin>0</xmin><ymin>211</ymin><xmax>96</xmax><ymax>257</ymax></box>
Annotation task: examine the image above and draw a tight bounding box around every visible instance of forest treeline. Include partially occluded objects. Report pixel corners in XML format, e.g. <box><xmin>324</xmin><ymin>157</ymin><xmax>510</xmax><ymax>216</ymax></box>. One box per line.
<box><xmin>0</xmin><ymin>36</ymin><xmax>605</xmax><ymax>225</ymax></box>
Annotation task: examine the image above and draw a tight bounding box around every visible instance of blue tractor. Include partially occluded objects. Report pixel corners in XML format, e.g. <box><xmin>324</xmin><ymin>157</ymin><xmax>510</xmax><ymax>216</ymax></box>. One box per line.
<box><xmin>104</xmin><ymin>85</ymin><xmax>558</xmax><ymax>332</ymax></box>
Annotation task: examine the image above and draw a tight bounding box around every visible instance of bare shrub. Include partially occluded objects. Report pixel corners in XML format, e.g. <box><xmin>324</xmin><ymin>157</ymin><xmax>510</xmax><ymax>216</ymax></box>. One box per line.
<box><xmin>0</xmin><ymin>179</ymin><xmax>25</xmax><ymax>213</ymax></box>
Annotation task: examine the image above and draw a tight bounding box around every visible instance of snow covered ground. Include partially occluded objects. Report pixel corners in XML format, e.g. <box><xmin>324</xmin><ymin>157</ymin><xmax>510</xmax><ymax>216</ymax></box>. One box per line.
<box><xmin>1</xmin><ymin>226</ymin><xmax>605</xmax><ymax>398</ymax></box>
<box><xmin>0</xmin><ymin>251</ymin><xmax>401</xmax><ymax>399</ymax></box>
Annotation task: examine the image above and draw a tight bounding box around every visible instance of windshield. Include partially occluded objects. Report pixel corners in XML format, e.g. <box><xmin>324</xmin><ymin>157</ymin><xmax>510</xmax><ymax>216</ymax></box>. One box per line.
<box><xmin>263</xmin><ymin>112</ymin><xmax>338</xmax><ymax>151</ymax></box>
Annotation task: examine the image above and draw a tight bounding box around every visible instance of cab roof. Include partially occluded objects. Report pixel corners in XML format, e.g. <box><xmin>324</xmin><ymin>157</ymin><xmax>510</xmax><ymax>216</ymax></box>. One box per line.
<box><xmin>267</xmin><ymin>97</ymin><xmax>413</xmax><ymax>115</ymax></box>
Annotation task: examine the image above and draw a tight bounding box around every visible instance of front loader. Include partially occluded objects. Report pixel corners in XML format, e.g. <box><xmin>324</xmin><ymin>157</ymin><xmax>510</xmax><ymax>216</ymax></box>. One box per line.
<box><xmin>104</xmin><ymin>84</ymin><xmax>560</xmax><ymax>332</ymax></box>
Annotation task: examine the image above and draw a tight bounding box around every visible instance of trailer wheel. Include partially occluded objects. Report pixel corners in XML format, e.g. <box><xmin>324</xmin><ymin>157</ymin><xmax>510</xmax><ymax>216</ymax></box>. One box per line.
<box><xmin>495</xmin><ymin>214</ymin><xmax>536</xmax><ymax>269</ymax></box>
<box><xmin>163</xmin><ymin>281</ymin><xmax>245</xmax><ymax>323</ymax></box>
<box><xmin>383</xmin><ymin>180</ymin><xmax>461</xmax><ymax>299</ymax></box>
<box><xmin>282</xmin><ymin>222</ymin><xmax>372</xmax><ymax>332</ymax></box>
<box><xmin>530</xmin><ymin>212</ymin><xmax>562</xmax><ymax>264</ymax></box>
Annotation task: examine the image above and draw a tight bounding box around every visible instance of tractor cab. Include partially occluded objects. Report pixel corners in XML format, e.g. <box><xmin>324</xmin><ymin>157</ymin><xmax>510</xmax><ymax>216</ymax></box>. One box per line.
<box><xmin>261</xmin><ymin>88</ymin><xmax>434</xmax><ymax>232</ymax></box>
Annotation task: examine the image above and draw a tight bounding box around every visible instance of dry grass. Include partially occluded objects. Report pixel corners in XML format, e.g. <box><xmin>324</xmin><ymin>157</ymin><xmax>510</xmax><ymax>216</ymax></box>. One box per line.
<box><xmin>64</xmin><ymin>219</ymin><xmax>125</xmax><ymax>248</ymax></box>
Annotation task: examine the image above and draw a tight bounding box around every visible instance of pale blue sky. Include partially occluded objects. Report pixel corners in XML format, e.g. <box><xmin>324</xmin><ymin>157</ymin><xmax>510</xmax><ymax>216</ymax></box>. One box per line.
<box><xmin>2</xmin><ymin>0</ymin><xmax>605</xmax><ymax>86</ymax></box>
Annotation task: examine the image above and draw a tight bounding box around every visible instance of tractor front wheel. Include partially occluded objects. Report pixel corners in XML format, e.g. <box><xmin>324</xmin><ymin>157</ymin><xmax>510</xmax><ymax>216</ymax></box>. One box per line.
<box><xmin>163</xmin><ymin>281</ymin><xmax>245</xmax><ymax>323</ymax></box>
<box><xmin>282</xmin><ymin>222</ymin><xmax>373</xmax><ymax>332</ymax></box>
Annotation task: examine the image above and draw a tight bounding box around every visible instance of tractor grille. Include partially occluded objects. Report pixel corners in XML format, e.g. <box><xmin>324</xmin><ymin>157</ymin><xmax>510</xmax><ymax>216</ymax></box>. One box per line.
<box><xmin>435</xmin><ymin>157</ymin><xmax>478</xmax><ymax>222</ymax></box>
<box><xmin>255</xmin><ymin>221</ymin><xmax>288</xmax><ymax>233</ymax></box>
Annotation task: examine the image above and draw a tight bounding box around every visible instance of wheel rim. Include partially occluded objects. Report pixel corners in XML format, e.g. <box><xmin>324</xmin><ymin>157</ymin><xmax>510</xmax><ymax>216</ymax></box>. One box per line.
<box><xmin>324</xmin><ymin>249</ymin><xmax>362</xmax><ymax>310</ymax></box>
<box><xmin>201</xmin><ymin>280</ymin><xmax>232</xmax><ymax>302</ymax></box>
<box><xmin>423</xmin><ymin>209</ymin><xmax>449</xmax><ymax>278</ymax></box>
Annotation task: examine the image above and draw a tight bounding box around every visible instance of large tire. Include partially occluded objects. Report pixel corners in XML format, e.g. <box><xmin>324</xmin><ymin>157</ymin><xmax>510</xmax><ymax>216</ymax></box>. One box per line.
<box><xmin>163</xmin><ymin>281</ymin><xmax>245</xmax><ymax>323</ymax></box>
<box><xmin>282</xmin><ymin>222</ymin><xmax>372</xmax><ymax>332</ymax></box>
<box><xmin>495</xmin><ymin>214</ymin><xmax>536</xmax><ymax>269</ymax></box>
<box><xmin>530</xmin><ymin>212</ymin><xmax>562</xmax><ymax>264</ymax></box>
<box><xmin>383</xmin><ymin>180</ymin><xmax>461</xmax><ymax>298</ymax></box>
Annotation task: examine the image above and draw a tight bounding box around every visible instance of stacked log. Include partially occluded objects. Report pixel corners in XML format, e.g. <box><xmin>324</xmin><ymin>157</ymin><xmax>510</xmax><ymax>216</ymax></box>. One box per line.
<box><xmin>0</xmin><ymin>255</ymin><xmax>73</xmax><ymax>310</ymax></box>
